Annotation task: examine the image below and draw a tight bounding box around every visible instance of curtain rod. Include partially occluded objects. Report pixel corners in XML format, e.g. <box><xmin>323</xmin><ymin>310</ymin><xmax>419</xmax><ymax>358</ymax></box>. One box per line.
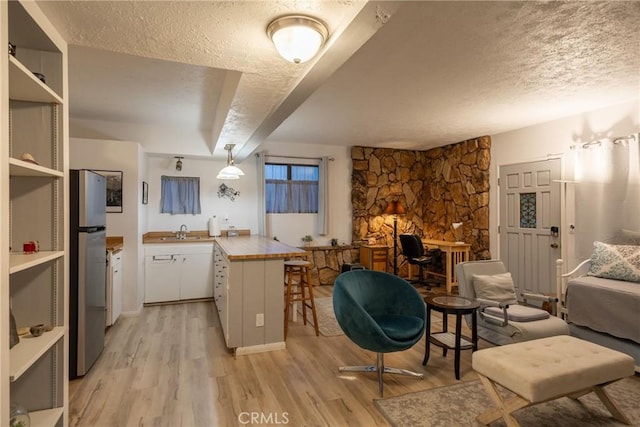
<box><xmin>573</xmin><ymin>134</ymin><xmax>637</xmax><ymax>149</ymax></box>
<box><xmin>260</xmin><ymin>154</ymin><xmax>335</xmax><ymax>161</ymax></box>
<box><xmin>613</xmin><ymin>134</ymin><xmax>637</xmax><ymax>144</ymax></box>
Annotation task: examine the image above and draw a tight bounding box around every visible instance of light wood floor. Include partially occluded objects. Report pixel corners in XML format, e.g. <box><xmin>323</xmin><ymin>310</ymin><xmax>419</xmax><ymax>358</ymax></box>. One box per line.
<box><xmin>69</xmin><ymin>285</ymin><xmax>489</xmax><ymax>426</ymax></box>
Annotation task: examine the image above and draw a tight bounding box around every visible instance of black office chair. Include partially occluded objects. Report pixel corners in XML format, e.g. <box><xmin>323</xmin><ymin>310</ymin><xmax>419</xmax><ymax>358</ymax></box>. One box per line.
<box><xmin>399</xmin><ymin>234</ymin><xmax>440</xmax><ymax>289</ymax></box>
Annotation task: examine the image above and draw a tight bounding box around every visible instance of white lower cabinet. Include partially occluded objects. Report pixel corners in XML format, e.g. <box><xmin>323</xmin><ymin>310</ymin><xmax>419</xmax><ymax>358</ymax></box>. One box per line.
<box><xmin>213</xmin><ymin>240</ymin><xmax>286</xmax><ymax>350</ymax></box>
<box><xmin>180</xmin><ymin>253</ymin><xmax>214</xmax><ymax>300</ymax></box>
<box><xmin>213</xmin><ymin>246</ymin><xmax>230</xmax><ymax>344</ymax></box>
<box><xmin>144</xmin><ymin>244</ymin><xmax>213</xmax><ymax>303</ymax></box>
<box><xmin>106</xmin><ymin>250</ymin><xmax>123</xmax><ymax>326</ymax></box>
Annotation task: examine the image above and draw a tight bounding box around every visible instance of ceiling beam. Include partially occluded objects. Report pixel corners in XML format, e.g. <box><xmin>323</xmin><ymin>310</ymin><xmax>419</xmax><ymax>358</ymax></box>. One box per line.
<box><xmin>234</xmin><ymin>1</ymin><xmax>403</xmax><ymax>162</ymax></box>
<box><xmin>209</xmin><ymin>70</ymin><xmax>242</xmax><ymax>155</ymax></box>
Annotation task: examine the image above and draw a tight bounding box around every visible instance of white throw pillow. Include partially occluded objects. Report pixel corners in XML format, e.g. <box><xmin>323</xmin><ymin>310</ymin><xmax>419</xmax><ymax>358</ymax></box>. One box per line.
<box><xmin>588</xmin><ymin>241</ymin><xmax>640</xmax><ymax>283</ymax></box>
<box><xmin>472</xmin><ymin>272</ymin><xmax>517</xmax><ymax>302</ymax></box>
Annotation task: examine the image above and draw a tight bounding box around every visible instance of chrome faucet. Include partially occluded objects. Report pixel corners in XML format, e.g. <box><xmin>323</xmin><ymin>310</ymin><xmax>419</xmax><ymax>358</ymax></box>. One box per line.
<box><xmin>177</xmin><ymin>224</ymin><xmax>188</xmax><ymax>239</ymax></box>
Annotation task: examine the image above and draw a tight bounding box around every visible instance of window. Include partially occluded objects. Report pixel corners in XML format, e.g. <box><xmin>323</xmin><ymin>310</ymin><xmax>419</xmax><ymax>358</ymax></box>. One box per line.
<box><xmin>265</xmin><ymin>163</ymin><xmax>319</xmax><ymax>213</ymax></box>
<box><xmin>520</xmin><ymin>192</ymin><xmax>536</xmax><ymax>228</ymax></box>
<box><xmin>160</xmin><ymin>176</ymin><xmax>202</xmax><ymax>214</ymax></box>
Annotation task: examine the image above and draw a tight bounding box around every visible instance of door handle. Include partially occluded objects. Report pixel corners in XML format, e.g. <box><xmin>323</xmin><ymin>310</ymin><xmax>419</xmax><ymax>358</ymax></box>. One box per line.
<box><xmin>550</xmin><ymin>243</ymin><xmax>558</xmax><ymax>249</ymax></box>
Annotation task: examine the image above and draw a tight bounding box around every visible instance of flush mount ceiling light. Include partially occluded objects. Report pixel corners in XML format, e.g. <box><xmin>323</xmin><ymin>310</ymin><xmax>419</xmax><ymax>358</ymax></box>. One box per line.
<box><xmin>175</xmin><ymin>156</ymin><xmax>184</xmax><ymax>171</ymax></box>
<box><xmin>267</xmin><ymin>15</ymin><xmax>328</xmax><ymax>64</ymax></box>
<box><xmin>216</xmin><ymin>144</ymin><xmax>244</xmax><ymax>180</ymax></box>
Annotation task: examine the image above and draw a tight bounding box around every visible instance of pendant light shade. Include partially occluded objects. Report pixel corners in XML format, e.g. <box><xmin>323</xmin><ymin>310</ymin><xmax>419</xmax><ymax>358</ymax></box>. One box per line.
<box><xmin>267</xmin><ymin>15</ymin><xmax>328</xmax><ymax>64</ymax></box>
<box><xmin>217</xmin><ymin>144</ymin><xmax>244</xmax><ymax>180</ymax></box>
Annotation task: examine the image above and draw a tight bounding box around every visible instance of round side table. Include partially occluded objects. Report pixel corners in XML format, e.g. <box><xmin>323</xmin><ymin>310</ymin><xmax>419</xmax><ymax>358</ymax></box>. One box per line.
<box><xmin>423</xmin><ymin>294</ymin><xmax>479</xmax><ymax>380</ymax></box>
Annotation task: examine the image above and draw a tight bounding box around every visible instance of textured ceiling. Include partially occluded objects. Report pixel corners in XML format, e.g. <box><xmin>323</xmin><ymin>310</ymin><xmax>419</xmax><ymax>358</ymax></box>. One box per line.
<box><xmin>37</xmin><ymin>1</ymin><xmax>640</xmax><ymax>159</ymax></box>
<box><xmin>270</xmin><ymin>1</ymin><xmax>640</xmax><ymax>150</ymax></box>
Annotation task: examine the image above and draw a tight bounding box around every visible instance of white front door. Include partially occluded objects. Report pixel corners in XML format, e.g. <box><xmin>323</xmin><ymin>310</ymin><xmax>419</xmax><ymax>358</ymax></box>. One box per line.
<box><xmin>499</xmin><ymin>159</ymin><xmax>561</xmax><ymax>297</ymax></box>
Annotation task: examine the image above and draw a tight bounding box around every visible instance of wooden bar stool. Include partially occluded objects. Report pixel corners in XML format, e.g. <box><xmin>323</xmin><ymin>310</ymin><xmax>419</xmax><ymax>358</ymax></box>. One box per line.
<box><xmin>284</xmin><ymin>259</ymin><xmax>319</xmax><ymax>339</ymax></box>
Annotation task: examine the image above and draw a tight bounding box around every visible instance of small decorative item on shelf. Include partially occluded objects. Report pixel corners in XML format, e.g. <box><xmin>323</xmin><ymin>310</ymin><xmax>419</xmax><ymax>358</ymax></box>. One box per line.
<box><xmin>302</xmin><ymin>235</ymin><xmax>313</xmax><ymax>247</ymax></box>
<box><xmin>10</xmin><ymin>310</ymin><xmax>19</xmax><ymax>349</ymax></box>
<box><xmin>22</xmin><ymin>241</ymin><xmax>39</xmax><ymax>254</ymax></box>
<box><xmin>32</xmin><ymin>72</ymin><xmax>46</xmax><ymax>83</ymax></box>
<box><xmin>21</xmin><ymin>153</ymin><xmax>38</xmax><ymax>165</ymax></box>
<box><xmin>10</xmin><ymin>401</ymin><xmax>30</xmax><ymax>427</ymax></box>
<box><xmin>330</xmin><ymin>238</ymin><xmax>338</xmax><ymax>247</ymax></box>
<box><xmin>9</xmin><ymin>42</ymin><xmax>16</xmax><ymax>57</ymax></box>
<box><xmin>29</xmin><ymin>323</ymin><xmax>52</xmax><ymax>338</ymax></box>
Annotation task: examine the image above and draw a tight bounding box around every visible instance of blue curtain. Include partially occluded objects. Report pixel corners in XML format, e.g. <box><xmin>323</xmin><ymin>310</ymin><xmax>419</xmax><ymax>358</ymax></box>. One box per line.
<box><xmin>265</xmin><ymin>163</ymin><xmax>319</xmax><ymax>213</ymax></box>
<box><xmin>160</xmin><ymin>176</ymin><xmax>201</xmax><ymax>215</ymax></box>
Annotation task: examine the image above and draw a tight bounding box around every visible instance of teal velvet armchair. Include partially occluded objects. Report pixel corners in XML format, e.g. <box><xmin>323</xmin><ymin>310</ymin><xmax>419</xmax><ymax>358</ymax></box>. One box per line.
<box><xmin>333</xmin><ymin>270</ymin><xmax>425</xmax><ymax>396</ymax></box>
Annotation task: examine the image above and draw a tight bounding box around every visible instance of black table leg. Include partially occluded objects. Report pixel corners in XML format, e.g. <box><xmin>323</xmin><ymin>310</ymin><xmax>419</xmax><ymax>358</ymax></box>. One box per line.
<box><xmin>472</xmin><ymin>309</ymin><xmax>478</xmax><ymax>352</ymax></box>
<box><xmin>422</xmin><ymin>306</ymin><xmax>431</xmax><ymax>365</ymax></box>
<box><xmin>454</xmin><ymin>313</ymin><xmax>462</xmax><ymax>380</ymax></box>
<box><xmin>442</xmin><ymin>310</ymin><xmax>448</xmax><ymax>357</ymax></box>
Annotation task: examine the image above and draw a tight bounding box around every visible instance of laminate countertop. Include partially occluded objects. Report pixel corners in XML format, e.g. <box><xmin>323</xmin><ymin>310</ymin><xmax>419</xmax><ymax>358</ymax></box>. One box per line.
<box><xmin>143</xmin><ymin>232</ymin><xmax>307</xmax><ymax>261</ymax></box>
<box><xmin>106</xmin><ymin>236</ymin><xmax>124</xmax><ymax>253</ymax></box>
<box><xmin>215</xmin><ymin>235</ymin><xmax>308</xmax><ymax>261</ymax></box>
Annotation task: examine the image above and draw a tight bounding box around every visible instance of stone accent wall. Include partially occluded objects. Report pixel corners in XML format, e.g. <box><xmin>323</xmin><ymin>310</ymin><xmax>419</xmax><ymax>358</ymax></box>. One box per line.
<box><xmin>352</xmin><ymin>136</ymin><xmax>491</xmax><ymax>274</ymax></box>
<box><xmin>301</xmin><ymin>245</ymin><xmax>360</xmax><ymax>286</ymax></box>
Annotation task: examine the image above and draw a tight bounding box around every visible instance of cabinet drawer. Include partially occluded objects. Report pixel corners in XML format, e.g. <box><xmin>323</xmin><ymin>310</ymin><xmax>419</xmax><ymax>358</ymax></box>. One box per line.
<box><xmin>372</xmin><ymin>253</ymin><xmax>387</xmax><ymax>261</ymax></box>
<box><xmin>110</xmin><ymin>252</ymin><xmax>123</xmax><ymax>264</ymax></box>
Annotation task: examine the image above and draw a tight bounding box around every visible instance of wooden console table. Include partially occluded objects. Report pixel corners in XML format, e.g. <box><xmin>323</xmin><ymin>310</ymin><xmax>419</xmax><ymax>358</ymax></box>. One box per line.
<box><xmin>422</xmin><ymin>239</ymin><xmax>471</xmax><ymax>293</ymax></box>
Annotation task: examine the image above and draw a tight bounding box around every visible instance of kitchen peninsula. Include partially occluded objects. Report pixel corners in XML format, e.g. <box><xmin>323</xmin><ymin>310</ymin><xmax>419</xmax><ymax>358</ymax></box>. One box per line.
<box><xmin>143</xmin><ymin>232</ymin><xmax>307</xmax><ymax>355</ymax></box>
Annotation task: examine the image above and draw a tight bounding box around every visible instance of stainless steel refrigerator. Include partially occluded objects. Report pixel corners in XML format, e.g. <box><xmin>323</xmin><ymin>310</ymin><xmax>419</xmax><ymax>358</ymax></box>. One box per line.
<box><xmin>70</xmin><ymin>169</ymin><xmax>107</xmax><ymax>379</ymax></box>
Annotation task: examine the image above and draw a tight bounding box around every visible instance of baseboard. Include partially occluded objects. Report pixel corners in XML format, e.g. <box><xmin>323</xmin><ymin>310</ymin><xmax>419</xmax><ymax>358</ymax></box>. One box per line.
<box><xmin>235</xmin><ymin>342</ymin><xmax>286</xmax><ymax>356</ymax></box>
<box><xmin>120</xmin><ymin>304</ymin><xmax>143</xmax><ymax>318</ymax></box>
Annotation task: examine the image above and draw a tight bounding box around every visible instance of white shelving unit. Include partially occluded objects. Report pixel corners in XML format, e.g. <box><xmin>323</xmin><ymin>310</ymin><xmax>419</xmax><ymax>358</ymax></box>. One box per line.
<box><xmin>9</xmin><ymin>251</ymin><xmax>65</xmax><ymax>274</ymax></box>
<box><xmin>2</xmin><ymin>1</ymin><xmax>68</xmax><ymax>425</ymax></box>
<box><xmin>9</xmin><ymin>327</ymin><xmax>65</xmax><ymax>381</ymax></box>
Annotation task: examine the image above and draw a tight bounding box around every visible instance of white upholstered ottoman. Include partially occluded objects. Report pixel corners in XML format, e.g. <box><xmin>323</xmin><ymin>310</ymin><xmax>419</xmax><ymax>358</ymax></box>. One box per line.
<box><xmin>472</xmin><ymin>335</ymin><xmax>635</xmax><ymax>427</ymax></box>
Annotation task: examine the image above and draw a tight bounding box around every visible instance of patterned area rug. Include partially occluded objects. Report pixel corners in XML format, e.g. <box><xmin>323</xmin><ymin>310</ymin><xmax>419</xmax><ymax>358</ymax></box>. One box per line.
<box><xmin>313</xmin><ymin>297</ymin><xmax>343</xmax><ymax>337</ymax></box>
<box><xmin>375</xmin><ymin>376</ymin><xmax>640</xmax><ymax>427</ymax></box>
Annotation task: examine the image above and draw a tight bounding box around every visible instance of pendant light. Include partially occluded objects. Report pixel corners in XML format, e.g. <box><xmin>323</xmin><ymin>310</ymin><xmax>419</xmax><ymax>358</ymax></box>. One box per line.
<box><xmin>217</xmin><ymin>144</ymin><xmax>244</xmax><ymax>180</ymax></box>
<box><xmin>267</xmin><ymin>15</ymin><xmax>328</xmax><ymax>64</ymax></box>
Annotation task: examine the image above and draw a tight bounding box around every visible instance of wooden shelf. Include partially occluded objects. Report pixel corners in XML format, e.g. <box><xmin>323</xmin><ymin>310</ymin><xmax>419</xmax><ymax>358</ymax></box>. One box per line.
<box><xmin>9</xmin><ymin>251</ymin><xmax>64</xmax><ymax>274</ymax></box>
<box><xmin>10</xmin><ymin>326</ymin><xmax>64</xmax><ymax>381</ymax></box>
<box><xmin>29</xmin><ymin>407</ymin><xmax>64</xmax><ymax>427</ymax></box>
<box><xmin>9</xmin><ymin>157</ymin><xmax>63</xmax><ymax>177</ymax></box>
<box><xmin>8</xmin><ymin>55</ymin><xmax>63</xmax><ymax>104</ymax></box>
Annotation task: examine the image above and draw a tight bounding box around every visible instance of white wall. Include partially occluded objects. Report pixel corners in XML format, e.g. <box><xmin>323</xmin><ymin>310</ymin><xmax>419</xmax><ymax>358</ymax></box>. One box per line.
<box><xmin>144</xmin><ymin>143</ymin><xmax>352</xmax><ymax>248</ymax></box>
<box><xmin>70</xmin><ymin>138</ymin><xmax>144</xmax><ymax>313</ymax></box>
<box><xmin>146</xmin><ymin>156</ymin><xmax>259</xmax><ymax>233</ymax></box>
<box><xmin>259</xmin><ymin>142</ymin><xmax>352</xmax><ymax>247</ymax></box>
<box><xmin>490</xmin><ymin>100</ymin><xmax>639</xmax><ymax>267</ymax></box>
<box><xmin>137</xmin><ymin>151</ymin><xmax>148</xmax><ymax>312</ymax></box>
